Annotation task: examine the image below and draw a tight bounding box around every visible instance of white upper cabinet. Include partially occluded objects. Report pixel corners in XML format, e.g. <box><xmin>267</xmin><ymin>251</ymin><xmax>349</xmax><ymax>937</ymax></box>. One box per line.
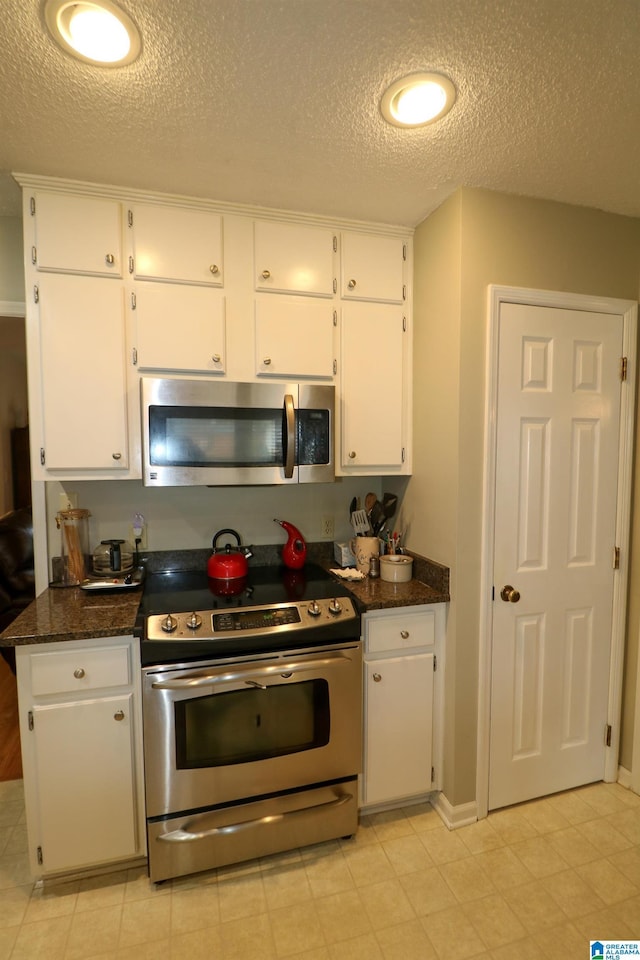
<box><xmin>130</xmin><ymin>203</ymin><xmax>224</xmax><ymax>286</ymax></box>
<box><xmin>37</xmin><ymin>274</ymin><xmax>129</xmax><ymax>471</ymax></box>
<box><xmin>341</xmin><ymin>232</ymin><xmax>405</xmax><ymax>303</ymax></box>
<box><xmin>254</xmin><ymin>221</ymin><xmax>335</xmax><ymax>297</ymax></box>
<box><xmin>32</xmin><ymin>192</ymin><xmax>123</xmax><ymax>277</ymax></box>
<box><xmin>340</xmin><ymin>302</ymin><xmax>406</xmax><ymax>472</ymax></box>
<box><xmin>134</xmin><ymin>283</ymin><xmax>226</xmax><ymax>374</ymax></box>
<box><xmin>254</xmin><ymin>297</ymin><xmax>334</xmax><ymax>378</ymax></box>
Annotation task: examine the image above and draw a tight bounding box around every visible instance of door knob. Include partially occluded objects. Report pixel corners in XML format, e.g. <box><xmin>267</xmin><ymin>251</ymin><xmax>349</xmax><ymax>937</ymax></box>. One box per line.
<box><xmin>500</xmin><ymin>585</ymin><xmax>521</xmax><ymax>603</ymax></box>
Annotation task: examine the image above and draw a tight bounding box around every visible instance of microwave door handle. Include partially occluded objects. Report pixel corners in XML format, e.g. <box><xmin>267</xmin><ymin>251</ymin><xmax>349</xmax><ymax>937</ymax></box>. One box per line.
<box><xmin>283</xmin><ymin>393</ymin><xmax>295</xmax><ymax>479</ymax></box>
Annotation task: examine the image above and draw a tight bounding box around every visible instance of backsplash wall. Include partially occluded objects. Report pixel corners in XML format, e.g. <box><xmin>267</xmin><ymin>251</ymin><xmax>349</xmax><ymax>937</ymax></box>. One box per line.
<box><xmin>45</xmin><ymin>477</ymin><xmax>385</xmax><ymax>573</ymax></box>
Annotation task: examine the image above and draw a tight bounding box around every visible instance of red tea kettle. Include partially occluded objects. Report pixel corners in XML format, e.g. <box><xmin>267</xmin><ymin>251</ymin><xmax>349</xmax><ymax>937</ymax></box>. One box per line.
<box><xmin>274</xmin><ymin>519</ymin><xmax>307</xmax><ymax>570</ymax></box>
<box><xmin>207</xmin><ymin>529</ymin><xmax>252</xmax><ymax>580</ymax></box>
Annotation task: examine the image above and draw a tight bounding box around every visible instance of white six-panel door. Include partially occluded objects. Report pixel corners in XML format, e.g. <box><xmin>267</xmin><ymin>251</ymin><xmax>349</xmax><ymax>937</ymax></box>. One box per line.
<box><xmin>489</xmin><ymin>301</ymin><xmax>623</xmax><ymax>809</ymax></box>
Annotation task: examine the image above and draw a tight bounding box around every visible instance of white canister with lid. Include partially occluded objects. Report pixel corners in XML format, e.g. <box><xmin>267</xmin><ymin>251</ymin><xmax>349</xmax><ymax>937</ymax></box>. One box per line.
<box><xmin>379</xmin><ymin>555</ymin><xmax>413</xmax><ymax>583</ymax></box>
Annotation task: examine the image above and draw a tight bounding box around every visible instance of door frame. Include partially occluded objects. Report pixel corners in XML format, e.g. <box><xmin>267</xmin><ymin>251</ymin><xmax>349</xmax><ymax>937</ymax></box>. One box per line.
<box><xmin>476</xmin><ymin>285</ymin><xmax>637</xmax><ymax>819</ymax></box>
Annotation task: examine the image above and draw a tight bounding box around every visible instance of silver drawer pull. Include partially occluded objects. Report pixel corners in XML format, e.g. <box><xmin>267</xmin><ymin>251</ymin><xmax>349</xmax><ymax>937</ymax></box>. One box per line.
<box><xmin>348</xmin><ymin>451</ymin><xmax>356</xmax><ymax>459</ymax></box>
<box><xmin>114</xmin><ymin>710</ymin><xmax>125</xmax><ymax>721</ymax></box>
<box><xmin>372</xmin><ymin>672</ymin><xmax>382</xmax><ymax>682</ymax></box>
<box><xmin>209</xmin><ymin>264</ymin><xmax>219</xmax><ymax>275</ymax></box>
<box><xmin>105</xmin><ymin>253</ymin><xmax>115</xmax><ymax>266</ymax></box>
<box><xmin>263</xmin><ymin>357</ymin><xmax>272</xmax><ymax>365</ymax></box>
<box><xmin>400</xmin><ymin>630</ymin><xmax>409</xmax><ymax>639</ymax></box>
<box><xmin>73</xmin><ymin>668</ymin><xmax>85</xmax><ymax>679</ymax></box>
<box><xmin>212</xmin><ymin>354</ymin><xmax>221</xmax><ymax>363</ymax></box>
<box><xmin>347</xmin><ymin>278</ymin><xmax>356</xmax><ymax>289</ymax></box>
<box><xmin>112</xmin><ymin>452</ymin><xmax>122</xmax><ymax>460</ymax></box>
<box><xmin>261</xmin><ymin>269</ymin><xmax>271</xmax><ymax>280</ymax></box>
<box><xmin>158</xmin><ymin>794</ymin><xmax>351</xmax><ymax>842</ymax></box>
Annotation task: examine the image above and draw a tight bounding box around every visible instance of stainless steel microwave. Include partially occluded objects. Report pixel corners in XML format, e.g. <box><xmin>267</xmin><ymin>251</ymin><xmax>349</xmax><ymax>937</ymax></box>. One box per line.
<box><xmin>141</xmin><ymin>377</ymin><xmax>335</xmax><ymax>486</ymax></box>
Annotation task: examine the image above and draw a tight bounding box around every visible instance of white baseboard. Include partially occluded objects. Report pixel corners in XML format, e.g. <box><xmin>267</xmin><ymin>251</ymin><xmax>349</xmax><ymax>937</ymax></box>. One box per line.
<box><xmin>617</xmin><ymin>765</ymin><xmax>632</xmax><ymax>789</ymax></box>
<box><xmin>431</xmin><ymin>791</ymin><xmax>478</xmax><ymax>830</ymax></box>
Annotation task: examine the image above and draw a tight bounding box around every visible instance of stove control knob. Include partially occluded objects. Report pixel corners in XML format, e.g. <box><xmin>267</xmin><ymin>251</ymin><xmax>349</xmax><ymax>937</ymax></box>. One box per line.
<box><xmin>308</xmin><ymin>600</ymin><xmax>321</xmax><ymax>617</ymax></box>
<box><xmin>161</xmin><ymin>614</ymin><xmax>178</xmax><ymax>634</ymax></box>
<box><xmin>328</xmin><ymin>598</ymin><xmax>342</xmax><ymax>616</ymax></box>
<box><xmin>186</xmin><ymin>612</ymin><xmax>203</xmax><ymax>631</ymax></box>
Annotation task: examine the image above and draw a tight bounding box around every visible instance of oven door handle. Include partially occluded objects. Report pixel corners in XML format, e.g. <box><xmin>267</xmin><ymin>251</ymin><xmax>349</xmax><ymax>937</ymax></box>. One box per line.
<box><xmin>157</xmin><ymin>794</ymin><xmax>352</xmax><ymax>843</ymax></box>
<box><xmin>150</xmin><ymin>653</ymin><xmax>354</xmax><ymax>689</ymax></box>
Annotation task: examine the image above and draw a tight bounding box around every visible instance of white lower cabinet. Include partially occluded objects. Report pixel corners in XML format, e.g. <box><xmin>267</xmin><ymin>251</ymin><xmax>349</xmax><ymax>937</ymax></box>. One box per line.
<box><xmin>362</xmin><ymin>605</ymin><xmax>445</xmax><ymax>808</ymax></box>
<box><xmin>16</xmin><ymin>636</ymin><xmax>146</xmax><ymax>879</ymax></box>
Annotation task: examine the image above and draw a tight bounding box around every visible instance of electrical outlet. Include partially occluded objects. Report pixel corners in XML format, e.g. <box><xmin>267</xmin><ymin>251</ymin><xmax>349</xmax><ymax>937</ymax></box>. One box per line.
<box><xmin>321</xmin><ymin>515</ymin><xmax>334</xmax><ymax>539</ymax></box>
<box><xmin>130</xmin><ymin>522</ymin><xmax>148</xmax><ymax>550</ymax></box>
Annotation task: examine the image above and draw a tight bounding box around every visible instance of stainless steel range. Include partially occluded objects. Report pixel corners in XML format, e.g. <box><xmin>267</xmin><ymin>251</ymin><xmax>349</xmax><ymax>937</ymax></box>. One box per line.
<box><xmin>138</xmin><ymin>564</ymin><xmax>362</xmax><ymax>883</ymax></box>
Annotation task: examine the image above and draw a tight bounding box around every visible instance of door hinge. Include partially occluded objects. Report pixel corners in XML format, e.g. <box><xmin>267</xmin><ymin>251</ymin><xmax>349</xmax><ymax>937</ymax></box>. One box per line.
<box><xmin>130</xmin><ymin>292</ymin><xmax>136</xmax><ymax>310</ymax></box>
<box><xmin>36</xmin><ymin>846</ymin><xmax>43</xmax><ymax>865</ymax></box>
<box><xmin>40</xmin><ymin>448</ymin><xmax>45</xmax><ymax>466</ymax></box>
<box><xmin>31</xmin><ymin>245</ymin><xmax>37</xmax><ymax>265</ymax></box>
<box><xmin>132</xmin><ymin>347</ymin><xmax>138</xmax><ymax>366</ymax></box>
<box><xmin>129</xmin><ymin>255</ymin><xmax>134</xmax><ymax>274</ymax></box>
<box><xmin>433</xmin><ymin>655</ymin><xmax>437</xmax><ymax>671</ymax></box>
<box><xmin>127</xmin><ymin>209</ymin><xmax>133</xmax><ymax>228</ymax></box>
<box><xmin>333</xmin><ymin>278</ymin><xmax>337</xmax><ymax>294</ymax></box>
<box><xmin>403</xmin><ymin>243</ymin><xmax>407</xmax><ymax>261</ymax></box>
<box><xmin>402</xmin><ymin>284</ymin><xmax>407</xmax><ymax>301</ymax></box>
<box><xmin>333</xmin><ymin>235</ymin><xmax>337</xmax><ymax>253</ymax></box>
<box><xmin>620</xmin><ymin>357</ymin><xmax>628</xmax><ymax>381</ymax></box>
<box><xmin>431</xmin><ymin>766</ymin><xmax>435</xmax><ymax>782</ymax></box>
<box><xmin>30</xmin><ymin>196</ymin><xmax>36</xmax><ymax>216</ymax></box>
<box><xmin>33</xmin><ymin>284</ymin><xmax>39</xmax><ymax>304</ymax></box>
<box><xmin>333</xmin><ymin>359</ymin><xmax>337</xmax><ymax>375</ymax></box>
<box><xmin>403</xmin><ymin>316</ymin><xmax>407</xmax><ymax>332</ymax></box>
<box><xmin>28</xmin><ymin>710</ymin><xmax>34</xmax><ymax>731</ymax></box>
<box><xmin>605</xmin><ymin>723</ymin><xmax>612</xmax><ymax>747</ymax></box>
<box><xmin>613</xmin><ymin>546</ymin><xmax>620</xmax><ymax>569</ymax></box>
<box><xmin>333</xmin><ymin>310</ymin><xmax>337</xmax><ymax>327</ymax></box>
<box><xmin>401</xmin><ymin>447</ymin><xmax>406</xmax><ymax>463</ymax></box>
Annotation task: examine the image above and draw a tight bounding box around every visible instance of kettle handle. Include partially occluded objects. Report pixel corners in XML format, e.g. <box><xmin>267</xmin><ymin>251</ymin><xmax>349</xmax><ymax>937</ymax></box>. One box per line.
<box><xmin>212</xmin><ymin>528</ymin><xmax>242</xmax><ymax>552</ymax></box>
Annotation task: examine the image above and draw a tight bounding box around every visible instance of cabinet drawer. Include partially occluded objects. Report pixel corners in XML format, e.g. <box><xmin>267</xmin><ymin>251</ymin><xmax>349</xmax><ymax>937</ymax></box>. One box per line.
<box><xmin>30</xmin><ymin>645</ymin><xmax>131</xmax><ymax>696</ymax></box>
<box><xmin>365</xmin><ymin>610</ymin><xmax>435</xmax><ymax>653</ymax></box>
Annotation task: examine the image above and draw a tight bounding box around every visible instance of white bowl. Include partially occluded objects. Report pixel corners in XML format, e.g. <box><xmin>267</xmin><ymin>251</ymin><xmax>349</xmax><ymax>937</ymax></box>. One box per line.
<box><xmin>379</xmin><ymin>555</ymin><xmax>413</xmax><ymax>583</ymax></box>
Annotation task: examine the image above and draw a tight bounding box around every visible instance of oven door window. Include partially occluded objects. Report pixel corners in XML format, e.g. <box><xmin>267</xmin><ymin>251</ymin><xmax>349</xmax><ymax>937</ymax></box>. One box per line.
<box><xmin>174</xmin><ymin>679</ymin><xmax>330</xmax><ymax>768</ymax></box>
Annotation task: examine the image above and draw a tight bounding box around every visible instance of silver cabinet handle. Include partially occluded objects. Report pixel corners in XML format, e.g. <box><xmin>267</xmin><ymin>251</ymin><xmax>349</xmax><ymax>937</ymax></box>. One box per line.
<box><xmin>209</xmin><ymin>264</ymin><xmax>219</xmax><ymax>275</ymax></box>
<box><xmin>212</xmin><ymin>354</ymin><xmax>221</xmax><ymax>363</ymax></box>
<box><xmin>348</xmin><ymin>451</ymin><xmax>356</xmax><ymax>459</ymax></box>
<box><xmin>347</xmin><ymin>278</ymin><xmax>356</xmax><ymax>289</ymax></box>
<box><xmin>261</xmin><ymin>269</ymin><xmax>271</xmax><ymax>280</ymax></box>
<box><xmin>400</xmin><ymin>630</ymin><xmax>409</xmax><ymax>639</ymax></box>
<box><xmin>158</xmin><ymin>794</ymin><xmax>351</xmax><ymax>842</ymax></box>
<box><xmin>73</xmin><ymin>668</ymin><xmax>85</xmax><ymax>679</ymax></box>
<box><xmin>372</xmin><ymin>672</ymin><xmax>382</xmax><ymax>682</ymax></box>
<box><xmin>105</xmin><ymin>253</ymin><xmax>115</xmax><ymax>266</ymax></box>
<box><xmin>112</xmin><ymin>452</ymin><xmax>122</xmax><ymax>461</ymax></box>
<box><xmin>114</xmin><ymin>710</ymin><xmax>125</xmax><ymax>721</ymax></box>
<box><xmin>263</xmin><ymin>357</ymin><xmax>272</xmax><ymax>365</ymax></box>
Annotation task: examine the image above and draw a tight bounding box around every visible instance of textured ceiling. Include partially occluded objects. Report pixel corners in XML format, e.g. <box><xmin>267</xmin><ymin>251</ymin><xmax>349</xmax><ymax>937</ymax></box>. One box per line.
<box><xmin>1</xmin><ymin>0</ymin><xmax>639</xmax><ymax>227</ymax></box>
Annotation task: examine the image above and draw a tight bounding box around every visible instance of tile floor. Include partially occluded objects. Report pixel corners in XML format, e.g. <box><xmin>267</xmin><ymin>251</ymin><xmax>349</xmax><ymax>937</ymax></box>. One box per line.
<box><xmin>0</xmin><ymin>778</ymin><xmax>639</xmax><ymax>959</ymax></box>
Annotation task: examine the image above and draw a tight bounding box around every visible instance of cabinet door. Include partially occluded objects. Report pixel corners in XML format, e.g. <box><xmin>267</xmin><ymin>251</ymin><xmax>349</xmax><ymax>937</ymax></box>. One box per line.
<box><xmin>255</xmin><ymin>297</ymin><xmax>334</xmax><ymax>377</ymax></box>
<box><xmin>33</xmin><ymin>192</ymin><xmax>123</xmax><ymax>277</ymax></box>
<box><xmin>341</xmin><ymin>232</ymin><xmax>405</xmax><ymax>303</ymax></box>
<box><xmin>364</xmin><ymin>653</ymin><xmax>434</xmax><ymax>805</ymax></box>
<box><xmin>131</xmin><ymin>203</ymin><xmax>223</xmax><ymax>285</ymax></box>
<box><xmin>38</xmin><ymin>274</ymin><xmax>129</xmax><ymax>470</ymax></box>
<box><xmin>135</xmin><ymin>283</ymin><xmax>226</xmax><ymax>373</ymax></box>
<box><xmin>32</xmin><ymin>694</ymin><xmax>138</xmax><ymax>873</ymax></box>
<box><xmin>254</xmin><ymin>221</ymin><xmax>335</xmax><ymax>296</ymax></box>
<box><xmin>341</xmin><ymin>303</ymin><xmax>404</xmax><ymax>469</ymax></box>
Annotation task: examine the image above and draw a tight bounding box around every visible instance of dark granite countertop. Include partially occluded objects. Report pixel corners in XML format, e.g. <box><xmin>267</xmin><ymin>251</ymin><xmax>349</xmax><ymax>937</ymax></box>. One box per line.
<box><xmin>0</xmin><ymin>546</ymin><xmax>449</xmax><ymax>647</ymax></box>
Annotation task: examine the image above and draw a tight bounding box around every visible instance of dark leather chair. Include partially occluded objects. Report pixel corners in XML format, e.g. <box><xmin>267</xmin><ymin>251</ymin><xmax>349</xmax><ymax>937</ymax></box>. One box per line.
<box><xmin>0</xmin><ymin>507</ymin><xmax>35</xmax><ymax>672</ymax></box>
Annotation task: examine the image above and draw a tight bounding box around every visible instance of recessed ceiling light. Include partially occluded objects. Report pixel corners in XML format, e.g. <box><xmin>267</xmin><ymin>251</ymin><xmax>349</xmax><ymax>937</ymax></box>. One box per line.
<box><xmin>381</xmin><ymin>72</ymin><xmax>456</xmax><ymax>128</ymax></box>
<box><xmin>44</xmin><ymin>0</ymin><xmax>141</xmax><ymax>66</ymax></box>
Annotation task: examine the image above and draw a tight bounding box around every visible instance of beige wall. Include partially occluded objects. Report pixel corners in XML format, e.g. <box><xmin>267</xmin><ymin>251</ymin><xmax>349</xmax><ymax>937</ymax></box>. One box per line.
<box><xmin>0</xmin><ymin>217</ymin><xmax>25</xmax><ymax>302</ymax></box>
<box><xmin>408</xmin><ymin>187</ymin><xmax>640</xmax><ymax>805</ymax></box>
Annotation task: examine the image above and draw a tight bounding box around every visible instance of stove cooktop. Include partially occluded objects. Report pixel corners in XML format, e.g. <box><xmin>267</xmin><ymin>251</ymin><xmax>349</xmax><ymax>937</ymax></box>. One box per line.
<box><xmin>137</xmin><ymin>563</ymin><xmax>361</xmax><ymax>666</ymax></box>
